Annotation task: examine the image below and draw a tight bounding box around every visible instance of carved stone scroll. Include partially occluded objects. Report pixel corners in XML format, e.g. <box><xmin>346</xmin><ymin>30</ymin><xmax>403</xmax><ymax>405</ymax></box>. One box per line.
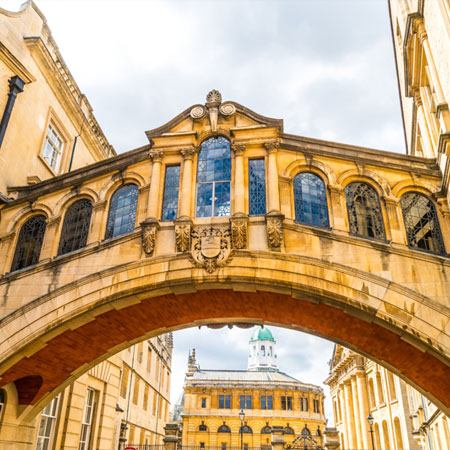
<box><xmin>190</xmin><ymin>226</ymin><xmax>232</xmax><ymax>273</ymax></box>
<box><xmin>265</xmin><ymin>211</ymin><xmax>285</xmax><ymax>250</ymax></box>
<box><xmin>140</xmin><ymin>218</ymin><xmax>159</xmax><ymax>255</ymax></box>
<box><xmin>230</xmin><ymin>214</ymin><xmax>248</xmax><ymax>249</ymax></box>
<box><xmin>174</xmin><ymin>217</ymin><xmax>192</xmax><ymax>253</ymax></box>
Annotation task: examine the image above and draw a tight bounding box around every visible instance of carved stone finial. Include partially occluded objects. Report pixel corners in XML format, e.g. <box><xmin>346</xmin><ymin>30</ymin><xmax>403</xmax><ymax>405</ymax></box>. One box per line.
<box><xmin>231</xmin><ymin>143</ymin><xmax>246</xmax><ymax>156</ymax></box>
<box><xmin>140</xmin><ymin>218</ymin><xmax>159</xmax><ymax>255</ymax></box>
<box><xmin>180</xmin><ymin>147</ymin><xmax>197</xmax><ymax>160</ymax></box>
<box><xmin>149</xmin><ymin>150</ymin><xmax>164</xmax><ymax>162</ymax></box>
<box><xmin>206</xmin><ymin>89</ymin><xmax>222</xmax><ymax>105</ymax></box>
<box><xmin>265</xmin><ymin>211</ymin><xmax>284</xmax><ymax>250</ymax></box>
<box><xmin>264</xmin><ymin>141</ymin><xmax>280</xmax><ymax>154</ymax></box>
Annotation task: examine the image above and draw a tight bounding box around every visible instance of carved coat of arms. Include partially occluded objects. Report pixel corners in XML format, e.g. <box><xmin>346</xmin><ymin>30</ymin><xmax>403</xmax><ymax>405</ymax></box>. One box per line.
<box><xmin>190</xmin><ymin>227</ymin><xmax>232</xmax><ymax>273</ymax></box>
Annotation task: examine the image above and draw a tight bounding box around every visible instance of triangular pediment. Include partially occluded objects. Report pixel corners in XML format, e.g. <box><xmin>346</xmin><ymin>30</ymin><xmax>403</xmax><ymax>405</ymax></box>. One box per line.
<box><xmin>145</xmin><ymin>90</ymin><xmax>283</xmax><ymax>147</ymax></box>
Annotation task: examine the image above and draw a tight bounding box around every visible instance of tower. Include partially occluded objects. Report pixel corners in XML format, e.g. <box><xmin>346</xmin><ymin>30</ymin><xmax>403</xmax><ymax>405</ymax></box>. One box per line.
<box><xmin>248</xmin><ymin>326</ymin><xmax>278</xmax><ymax>371</ymax></box>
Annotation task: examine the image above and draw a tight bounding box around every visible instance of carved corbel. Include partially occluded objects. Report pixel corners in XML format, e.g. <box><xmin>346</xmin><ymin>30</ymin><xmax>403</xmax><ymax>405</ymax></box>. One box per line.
<box><xmin>140</xmin><ymin>218</ymin><xmax>159</xmax><ymax>255</ymax></box>
<box><xmin>265</xmin><ymin>211</ymin><xmax>285</xmax><ymax>250</ymax></box>
<box><xmin>229</xmin><ymin>214</ymin><xmax>249</xmax><ymax>249</ymax></box>
<box><xmin>174</xmin><ymin>217</ymin><xmax>193</xmax><ymax>253</ymax></box>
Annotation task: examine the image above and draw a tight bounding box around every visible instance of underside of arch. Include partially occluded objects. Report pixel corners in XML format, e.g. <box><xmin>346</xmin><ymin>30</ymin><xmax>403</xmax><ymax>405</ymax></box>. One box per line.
<box><xmin>0</xmin><ymin>288</ymin><xmax>449</xmax><ymax>416</ymax></box>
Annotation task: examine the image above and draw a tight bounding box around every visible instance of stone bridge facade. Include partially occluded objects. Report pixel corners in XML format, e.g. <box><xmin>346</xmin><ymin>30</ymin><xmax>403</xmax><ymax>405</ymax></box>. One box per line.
<box><xmin>0</xmin><ymin>92</ymin><xmax>449</xmax><ymax>429</ymax></box>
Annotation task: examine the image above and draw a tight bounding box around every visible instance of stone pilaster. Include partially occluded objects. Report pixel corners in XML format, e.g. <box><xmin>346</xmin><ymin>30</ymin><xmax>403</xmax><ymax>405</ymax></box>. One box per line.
<box><xmin>383</xmin><ymin>196</ymin><xmax>406</xmax><ymax>244</ymax></box>
<box><xmin>147</xmin><ymin>150</ymin><xmax>164</xmax><ymax>219</ymax></box>
<box><xmin>231</xmin><ymin>143</ymin><xmax>246</xmax><ymax>215</ymax></box>
<box><xmin>350</xmin><ymin>376</ymin><xmax>363</xmax><ymax>448</ymax></box>
<box><xmin>39</xmin><ymin>216</ymin><xmax>61</xmax><ymax>262</ymax></box>
<box><xmin>0</xmin><ymin>231</ymin><xmax>15</xmax><ymax>274</ymax></box>
<box><xmin>328</xmin><ymin>184</ymin><xmax>347</xmax><ymax>232</ymax></box>
<box><xmin>264</xmin><ymin>141</ymin><xmax>280</xmax><ymax>212</ymax></box>
<box><xmin>356</xmin><ymin>373</ymin><xmax>370</xmax><ymax>450</ymax></box>
<box><xmin>87</xmin><ymin>200</ymin><xmax>107</xmax><ymax>245</ymax></box>
<box><xmin>179</xmin><ymin>147</ymin><xmax>197</xmax><ymax>218</ymax></box>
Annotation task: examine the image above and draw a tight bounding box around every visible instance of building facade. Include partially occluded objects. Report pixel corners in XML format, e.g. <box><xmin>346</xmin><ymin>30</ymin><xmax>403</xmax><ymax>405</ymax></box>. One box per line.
<box><xmin>325</xmin><ymin>345</ymin><xmax>450</xmax><ymax>450</ymax></box>
<box><xmin>0</xmin><ymin>2</ymin><xmax>172</xmax><ymax>449</ymax></box>
<box><xmin>175</xmin><ymin>327</ymin><xmax>327</xmax><ymax>449</ymax></box>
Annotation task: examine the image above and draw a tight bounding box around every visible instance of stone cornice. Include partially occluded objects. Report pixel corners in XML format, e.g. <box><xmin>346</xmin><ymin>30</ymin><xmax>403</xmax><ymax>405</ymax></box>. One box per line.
<box><xmin>0</xmin><ymin>42</ymin><xmax>35</xmax><ymax>84</ymax></box>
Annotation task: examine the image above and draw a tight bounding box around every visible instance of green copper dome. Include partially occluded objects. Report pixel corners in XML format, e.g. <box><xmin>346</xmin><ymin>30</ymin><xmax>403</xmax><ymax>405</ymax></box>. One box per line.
<box><xmin>250</xmin><ymin>326</ymin><xmax>275</xmax><ymax>342</ymax></box>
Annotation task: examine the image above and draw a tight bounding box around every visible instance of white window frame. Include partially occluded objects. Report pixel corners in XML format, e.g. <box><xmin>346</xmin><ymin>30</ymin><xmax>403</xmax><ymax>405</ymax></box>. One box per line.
<box><xmin>36</xmin><ymin>394</ymin><xmax>60</xmax><ymax>450</ymax></box>
<box><xmin>42</xmin><ymin>124</ymin><xmax>63</xmax><ymax>172</ymax></box>
<box><xmin>79</xmin><ymin>388</ymin><xmax>96</xmax><ymax>450</ymax></box>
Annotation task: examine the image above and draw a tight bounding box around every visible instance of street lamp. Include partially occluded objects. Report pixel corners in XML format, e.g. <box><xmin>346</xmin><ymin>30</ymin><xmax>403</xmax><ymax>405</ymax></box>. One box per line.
<box><xmin>239</xmin><ymin>409</ymin><xmax>245</xmax><ymax>450</ymax></box>
<box><xmin>367</xmin><ymin>413</ymin><xmax>375</xmax><ymax>450</ymax></box>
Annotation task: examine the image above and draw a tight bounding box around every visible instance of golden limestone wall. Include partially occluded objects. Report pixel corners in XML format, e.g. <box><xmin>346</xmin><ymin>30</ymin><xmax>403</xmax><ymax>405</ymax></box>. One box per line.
<box><xmin>325</xmin><ymin>344</ymin><xmax>450</xmax><ymax>450</ymax></box>
<box><xmin>0</xmin><ymin>2</ymin><xmax>114</xmax><ymax>195</ymax></box>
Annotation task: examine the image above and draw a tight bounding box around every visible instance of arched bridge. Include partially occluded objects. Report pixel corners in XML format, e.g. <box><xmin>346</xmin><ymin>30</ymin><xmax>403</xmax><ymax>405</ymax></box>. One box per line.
<box><xmin>0</xmin><ymin>92</ymin><xmax>449</xmax><ymax>421</ymax></box>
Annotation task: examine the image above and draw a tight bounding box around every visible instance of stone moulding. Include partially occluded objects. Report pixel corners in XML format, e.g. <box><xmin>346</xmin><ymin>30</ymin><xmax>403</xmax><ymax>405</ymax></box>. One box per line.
<box><xmin>190</xmin><ymin>225</ymin><xmax>232</xmax><ymax>273</ymax></box>
<box><xmin>230</xmin><ymin>214</ymin><xmax>249</xmax><ymax>249</ymax></box>
<box><xmin>140</xmin><ymin>218</ymin><xmax>159</xmax><ymax>255</ymax></box>
<box><xmin>266</xmin><ymin>211</ymin><xmax>285</xmax><ymax>250</ymax></box>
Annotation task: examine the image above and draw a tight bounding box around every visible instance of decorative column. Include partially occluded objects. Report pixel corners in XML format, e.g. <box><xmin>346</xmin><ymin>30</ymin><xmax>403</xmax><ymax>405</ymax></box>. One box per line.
<box><xmin>39</xmin><ymin>216</ymin><xmax>61</xmax><ymax>262</ymax></box>
<box><xmin>338</xmin><ymin>388</ymin><xmax>349</xmax><ymax>450</ymax></box>
<box><xmin>141</xmin><ymin>150</ymin><xmax>163</xmax><ymax>256</ymax></box>
<box><xmin>343</xmin><ymin>381</ymin><xmax>357</xmax><ymax>449</ymax></box>
<box><xmin>328</xmin><ymin>184</ymin><xmax>347</xmax><ymax>232</ymax></box>
<box><xmin>174</xmin><ymin>148</ymin><xmax>196</xmax><ymax>253</ymax></box>
<box><xmin>87</xmin><ymin>200</ymin><xmax>107</xmax><ymax>245</ymax></box>
<box><xmin>350</xmin><ymin>376</ymin><xmax>363</xmax><ymax>449</ymax></box>
<box><xmin>264</xmin><ymin>141</ymin><xmax>284</xmax><ymax>250</ymax></box>
<box><xmin>356</xmin><ymin>373</ymin><xmax>370</xmax><ymax>450</ymax></box>
<box><xmin>383</xmin><ymin>196</ymin><xmax>406</xmax><ymax>245</ymax></box>
<box><xmin>230</xmin><ymin>143</ymin><xmax>248</xmax><ymax>250</ymax></box>
<box><xmin>0</xmin><ymin>231</ymin><xmax>15</xmax><ymax>274</ymax></box>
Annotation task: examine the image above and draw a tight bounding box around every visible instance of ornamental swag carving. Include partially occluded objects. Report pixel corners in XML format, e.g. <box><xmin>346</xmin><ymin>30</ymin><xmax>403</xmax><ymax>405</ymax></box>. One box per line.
<box><xmin>175</xmin><ymin>222</ymin><xmax>191</xmax><ymax>253</ymax></box>
<box><xmin>190</xmin><ymin>226</ymin><xmax>232</xmax><ymax>273</ymax></box>
<box><xmin>141</xmin><ymin>220</ymin><xmax>159</xmax><ymax>255</ymax></box>
<box><xmin>266</xmin><ymin>213</ymin><xmax>284</xmax><ymax>249</ymax></box>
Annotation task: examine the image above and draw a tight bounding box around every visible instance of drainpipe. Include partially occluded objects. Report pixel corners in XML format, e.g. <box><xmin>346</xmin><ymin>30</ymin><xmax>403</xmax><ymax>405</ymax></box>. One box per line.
<box><xmin>0</xmin><ymin>76</ymin><xmax>25</xmax><ymax>148</ymax></box>
<box><xmin>68</xmin><ymin>116</ymin><xmax>86</xmax><ymax>172</ymax></box>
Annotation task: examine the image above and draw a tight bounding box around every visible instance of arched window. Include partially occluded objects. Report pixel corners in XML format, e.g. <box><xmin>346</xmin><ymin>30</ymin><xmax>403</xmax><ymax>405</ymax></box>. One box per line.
<box><xmin>11</xmin><ymin>215</ymin><xmax>46</xmax><ymax>271</ymax></box>
<box><xmin>382</xmin><ymin>420</ymin><xmax>391</xmax><ymax>449</ymax></box>
<box><xmin>376</xmin><ymin>372</ymin><xmax>385</xmax><ymax>404</ymax></box>
<box><xmin>293</xmin><ymin>173</ymin><xmax>329</xmax><ymax>227</ymax></box>
<box><xmin>374</xmin><ymin>423</ymin><xmax>381</xmax><ymax>450</ymax></box>
<box><xmin>199</xmin><ymin>423</ymin><xmax>208</xmax><ymax>432</ymax></box>
<box><xmin>393</xmin><ymin>417</ymin><xmax>404</xmax><ymax>449</ymax></box>
<box><xmin>268</xmin><ymin>346</ymin><xmax>272</xmax><ymax>357</ymax></box>
<box><xmin>284</xmin><ymin>427</ymin><xmax>294</xmax><ymax>435</ymax></box>
<box><xmin>368</xmin><ymin>378</ymin><xmax>376</xmax><ymax>409</ymax></box>
<box><xmin>345</xmin><ymin>182</ymin><xmax>385</xmax><ymax>240</ymax></box>
<box><xmin>261</xmin><ymin>425</ymin><xmax>271</xmax><ymax>434</ymax></box>
<box><xmin>218</xmin><ymin>424</ymin><xmax>231</xmax><ymax>433</ymax></box>
<box><xmin>400</xmin><ymin>193</ymin><xmax>445</xmax><ymax>254</ymax></box>
<box><xmin>240</xmin><ymin>424</ymin><xmax>253</xmax><ymax>434</ymax></box>
<box><xmin>105</xmin><ymin>184</ymin><xmax>139</xmax><ymax>239</ymax></box>
<box><xmin>261</xmin><ymin>345</ymin><xmax>265</xmax><ymax>357</ymax></box>
<box><xmin>58</xmin><ymin>199</ymin><xmax>92</xmax><ymax>256</ymax></box>
<box><xmin>196</xmin><ymin>136</ymin><xmax>231</xmax><ymax>217</ymax></box>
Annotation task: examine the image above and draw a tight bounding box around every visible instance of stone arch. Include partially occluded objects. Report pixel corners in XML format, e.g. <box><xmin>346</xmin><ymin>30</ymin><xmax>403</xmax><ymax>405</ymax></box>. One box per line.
<box><xmin>196</xmin><ymin>129</ymin><xmax>232</xmax><ymax>146</ymax></box>
<box><xmin>338</xmin><ymin>169</ymin><xmax>391</xmax><ymax>198</ymax></box>
<box><xmin>53</xmin><ymin>188</ymin><xmax>98</xmax><ymax>217</ymax></box>
<box><xmin>6</xmin><ymin>204</ymin><xmax>51</xmax><ymax>234</ymax></box>
<box><xmin>392</xmin><ymin>179</ymin><xmax>441</xmax><ymax>199</ymax></box>
<box><xmin>284</xmin><ymin>159</ymin><xmax>337</xmax><ymax>186</ymax></box>
<box><xmin>0</xmin><ymin>251</ymin><xmax>449</xmax><ymax>420</ymax></box>
<box><xmin>98</xmin><ymin>170</ymin><xmax>146</xmax><ymax>202</ymax></box>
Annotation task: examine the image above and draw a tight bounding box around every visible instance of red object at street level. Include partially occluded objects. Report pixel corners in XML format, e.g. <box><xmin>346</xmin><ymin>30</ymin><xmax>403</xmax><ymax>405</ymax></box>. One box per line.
<box><xmin>125</xmin><ymin>447</ymin><xmax>137</xmax><ymax>450</ymax></box>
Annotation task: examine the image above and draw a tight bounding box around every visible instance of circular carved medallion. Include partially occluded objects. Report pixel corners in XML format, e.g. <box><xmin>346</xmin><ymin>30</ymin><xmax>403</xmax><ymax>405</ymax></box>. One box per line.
<box><xmin>219</xmin><ymin>102</ymin><xmax>236</xmax><ymax>116</ymax></box>
<box><xmin>190</xmin><ymin>105</ymin><xmax>206</xmax><ymax>119</ymax></box>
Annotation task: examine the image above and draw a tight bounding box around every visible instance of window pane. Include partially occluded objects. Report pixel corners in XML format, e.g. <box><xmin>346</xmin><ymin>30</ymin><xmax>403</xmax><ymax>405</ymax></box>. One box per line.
<box><xmin>249</xmin><ymin>159</ymin><xmax>266</xmax><ymax>215</ymax></box>
<box><xmin>58</xmin><ymin>199</ymin><xmax>92</xmax><ymax>255</ymax></box>
<box><xmin>294</xmin><ymin>173</ymin><xmax>329</xmax><ymax>227</ymax></box>
<box><xmin>162</xmin><ymin>166</ymin><xmax>181</xmax><ymax>221</ymax></box>
<box><xmin>268</xmin><ymin>396</ymin><xmax>273</xmax><ymax>410</ymax></box>
<box><xmin>240</xmin><ymin>395</ymin><xmax>245</xmax><ymax>409</ymax></box>
<box><xmin>345</xmin><ymin>182</ymin><xmax>385</xmax><ymax>240</ymax></box>
<box><xmin>105</xmin><ymin>184</ymin><xmax>139</xmax><ymax>239</ymax></box>
<box><xmin>11</xmin><ymin>215</ymin><xmax>46</xmax><ymax>272</ymax></box>
<box><xmin>401</xmin><ymin>193</ymin><xmax>445</xmax><ymax>254</ymax></box>
<box><xmin>196</xmin><ymin>137</ymin><xmax>231</xmax><ymax>217</ymax></box>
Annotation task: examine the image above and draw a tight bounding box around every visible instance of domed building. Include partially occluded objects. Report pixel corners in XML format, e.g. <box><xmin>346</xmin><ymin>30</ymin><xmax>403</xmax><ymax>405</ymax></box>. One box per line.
<box><xmin>174</xmin><ymin>327</ymin><xmax>327</xmax><ymax>449</ymax></box>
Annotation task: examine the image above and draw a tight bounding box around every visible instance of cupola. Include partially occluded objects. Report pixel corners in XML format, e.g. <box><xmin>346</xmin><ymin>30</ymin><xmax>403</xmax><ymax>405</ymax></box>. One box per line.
<box><xmin>248</xmin><ymin>326</ymin><xmax>278</xmax><ymax>371</ymax></box>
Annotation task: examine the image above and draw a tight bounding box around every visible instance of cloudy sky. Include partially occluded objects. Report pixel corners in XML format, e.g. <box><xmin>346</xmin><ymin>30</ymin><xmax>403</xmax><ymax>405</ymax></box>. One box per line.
<box><xmin>1</xmin><ymin>0</ymin><xmax>406</xmax><ymax>425</ymax></box>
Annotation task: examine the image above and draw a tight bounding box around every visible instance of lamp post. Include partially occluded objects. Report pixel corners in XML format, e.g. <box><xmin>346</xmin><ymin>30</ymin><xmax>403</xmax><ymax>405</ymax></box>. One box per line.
<box><xmin>367</xmin><ymin>413</ymin><xmax>375</xmax><ymax>450</ymax></box>
<box><xmin>239</xmin><ymin>409</ymin><xmax>245</xmax><ymax>450</ymax></box>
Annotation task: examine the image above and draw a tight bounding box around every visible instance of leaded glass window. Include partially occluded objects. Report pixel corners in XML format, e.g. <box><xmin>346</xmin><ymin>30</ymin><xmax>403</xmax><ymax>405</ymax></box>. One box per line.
<box><xmin>249</xmin><ymin>159</ymin><xmax>266</xmax><ymax>215</ymax></box>
<box><xmin>11</xmin><ymin>215</ymin><xmax>46</xmax><ymax>272</ymax></box>
<box><xmin>400</xmin><ymin>193</ymin><xmax>445</xmax><ymax>254</ymax></box>
<box><xmin>196</xmin><ymin>137</ymin><xmax>231</xmax><ymax>217</ymax></box>
<box><xmin>345</xmin><ymin>182</ymin><xmax>385</xmax><ymax>240</ymax></box>
<box><xmin>218</xmin><ymin>424</ymin><xmax>231</xmax><ymax>433</ymax></box>
<box><xmin>294</xmin><ymin>173</ymin><xmax>329</xmax><ymax>227</ymax></box>
<box><xmin>58</xmin><ymin>199</ymin><xmax>92</xmax><ymax>256</ymax></box>
<box><xmin>162</xmin><ymin>166</ymin><xmax>180</xmax><ymax>220</ymax></box>
<box><xmin>105</xmin><ymin>184</ymin><xmax>139</xmax><ymax>239</ymax></box>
